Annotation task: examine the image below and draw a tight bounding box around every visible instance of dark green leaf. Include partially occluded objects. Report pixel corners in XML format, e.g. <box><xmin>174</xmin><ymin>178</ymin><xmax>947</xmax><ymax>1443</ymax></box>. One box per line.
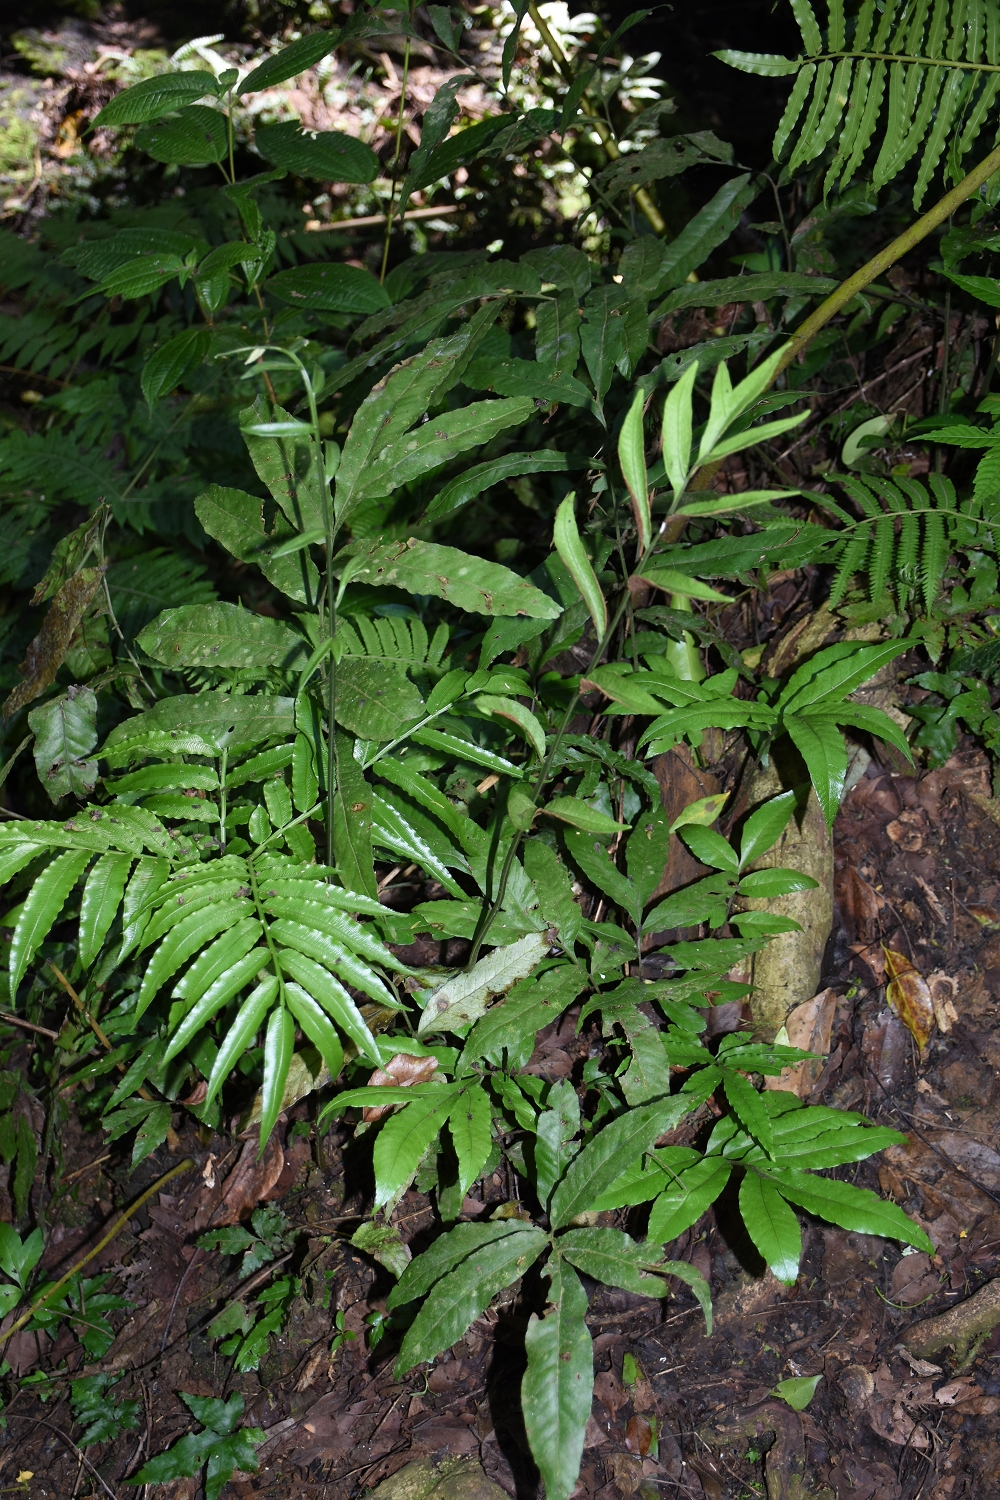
<box><xmin>395</xmin><ymin>1225</ymin><xmax>548</xmax><ymax>1374</ymax></box>
<box><xmin>254</xmin><ymin>121</ymin><xmax>378</xmax><ymax>182</ymax></box>
<box><xmin>93</xmin><ymin>72</ymin><xmax>219</xmax><ymax>128</ymax></box>
<box><xmin>138</xmin><ymin>603</ymin><xmax>307</xmax><ymax>671</ymax></box>
<box><xmin>550</xmin><ymin>1096</ymin><xmax>693</xmax><ymax>1229</ymax></box>
<box><xmin>267</xmin><ymin>262</ymin><xmax>388</xmax><ymax>313</ymax></box>
<box><xmin>237</xmin><ymin>31</ymin><xmax>341</xmax><ymax>96</ymax></box>
<box><xmin>738</xmin><ymin>1170</ymin><xmax>801</xmax><ymax>1284</ymax></box>
<box><xmin>135</xmin><ymin>105</ymin><xmax>228</xmax><ymax>165</ymax></box>
<box><xmin>559</xmin><ymin>1227</ymin><xmax>669</xmax><ymax>1296</ymax></box>
<box><xmin>522</xmin><ymin>1259</ymin><xmax>592</xmax><ymax>1500</ymax></box>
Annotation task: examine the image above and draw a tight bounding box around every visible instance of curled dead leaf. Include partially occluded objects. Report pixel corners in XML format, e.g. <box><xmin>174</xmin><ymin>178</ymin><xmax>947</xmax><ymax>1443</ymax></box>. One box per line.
<box><xmin>927</xmin><ymin>972</ymin><xmax>959</xmax><ymax>1034</ymax></box>
<box><xmin>883</xmin><ymin>947</ymin><xmax>934</xmax><ymax>1052</ymax></box>
<box><xmin>886</xmin><ymin>810</ymin><xmax>925</xmax><ymax>851</ymax></box>
<box><xmin>363</xmin><ymin>1051</ymin><xmax>438</xmax><ymax>1122</ymax></box>
<box><xmin>2</xmin><ymin>564</ymin><xmax>107</xmax><ymax>721</ymax></box>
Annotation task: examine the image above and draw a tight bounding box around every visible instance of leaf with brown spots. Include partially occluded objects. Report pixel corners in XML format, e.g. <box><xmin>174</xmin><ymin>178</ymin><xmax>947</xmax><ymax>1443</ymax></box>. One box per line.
<box><xmin>883</xmin><ymin>947</ymin><xmax>934</xmax><ymax>1052</ymax></box>
<box><xmin>3</xmin><ymin>564</ymin><xmax>106</xmax><ymax>720</ymax></box>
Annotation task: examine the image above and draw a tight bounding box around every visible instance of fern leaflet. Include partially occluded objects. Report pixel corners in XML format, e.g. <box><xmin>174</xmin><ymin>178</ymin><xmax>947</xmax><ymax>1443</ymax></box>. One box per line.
<box><xmin>718</xmin><ymin>0</ymin><xmax>1000</xmax><ymax>206</ymax></box>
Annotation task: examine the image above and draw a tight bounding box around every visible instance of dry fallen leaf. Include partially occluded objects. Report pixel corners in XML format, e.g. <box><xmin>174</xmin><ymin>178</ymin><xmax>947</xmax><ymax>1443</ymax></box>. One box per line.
<box><xmin>765</xmin><ymin>987</ymin><xmax>837</xmax><ymax>1097</ymax></box>
<box><xmin>886</xmin><ymin>810</ymin><xmax>925</xmax><ymax>851</ymax></box>
<box><xmin>363</xmin><ymin>1051</ymin><xmax>439</xmax><ymax>1122</ymax></box>
<box><xmin>967</xmin><ymin>903</ymin><xmax>1000</xmax><ymax>928</ymax></box>
<box><xmin>927</xmin><ymin>972</ymin><xmax>959</xmax><ymax>1034</ymax></box>
<box><xmin>625</xmin><ymin>1414</ymin><xmax>653</xmax><ymax>1457</ymax></box>
<box><xmin>883</xmin><ymin>947</ymin><xmax>934</xmax><ymax>1052</ymax></box>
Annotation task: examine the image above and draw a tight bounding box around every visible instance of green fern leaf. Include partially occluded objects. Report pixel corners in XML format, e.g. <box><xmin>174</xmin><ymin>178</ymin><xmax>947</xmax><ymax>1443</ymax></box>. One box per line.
<box><xmin>720</xmin><ymin>0</ymin><xmax>1000</xmax><ymax>205</ymax></box>
<box><xmin>870</xmin><ymin>513</ymin><xmax>896</xmax><ymax>604</ymax></box>
<box><xmin>829</xmin><ymin>528</ymin><xmax>871</xmax><ymax>608</ymax></box>
<box><xmin>896</xmin><ymin>509</ymin><xmax>920</xmax><ymax>608</ymax></box>
<box><xmin>10</xmin><ymin>849</ymin><xmax>91</xmax><ymax>997</ymax></box>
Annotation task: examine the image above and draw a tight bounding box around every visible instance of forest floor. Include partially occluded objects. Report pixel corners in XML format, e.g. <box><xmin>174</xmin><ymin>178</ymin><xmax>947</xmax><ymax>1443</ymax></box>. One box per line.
<box><xmin>5</xmin><ymin>736</ymin><xmax>1000</xmax><ymax>1500</ymax></box>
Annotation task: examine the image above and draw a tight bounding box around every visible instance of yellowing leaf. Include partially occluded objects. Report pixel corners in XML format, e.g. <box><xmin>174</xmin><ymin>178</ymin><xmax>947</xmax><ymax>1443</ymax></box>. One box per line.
<box><xmin>669</xmin><ymin>793</ymin><xmax>729</xmax><ymax>833</ymax></box>
<box><xmin>883</xmin><ymin>947</ymin><xmax>934</xmax><ymax>1052</ymax></box>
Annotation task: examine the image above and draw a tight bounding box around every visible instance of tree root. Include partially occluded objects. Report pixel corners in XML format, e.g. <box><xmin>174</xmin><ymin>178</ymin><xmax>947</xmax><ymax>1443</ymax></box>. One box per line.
<box><xmin>903</xmin><ymin>1275</ymin><xmax>1000</xmax><ymax>1365</ymax></box>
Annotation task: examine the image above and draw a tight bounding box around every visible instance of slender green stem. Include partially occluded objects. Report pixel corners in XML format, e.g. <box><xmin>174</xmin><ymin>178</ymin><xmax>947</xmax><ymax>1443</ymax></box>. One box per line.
<box><xmin>526</xmin><ymin>0</ymin><xmax>665</xmax><ymax>235</ymax></box>
<box><xmin>806</xmin><ymin>50</ymin><xmax>1000</xmax><ymax>73</ymax></box>
<box><xmin>380</xmin><ymin>17</ymin><xmax>413</xmax><ymax>283</ymax></box>
<box><xmin>773</xmin><ymin>139</ymin><xmax>1000</xmax><ymax>380</ymax></box>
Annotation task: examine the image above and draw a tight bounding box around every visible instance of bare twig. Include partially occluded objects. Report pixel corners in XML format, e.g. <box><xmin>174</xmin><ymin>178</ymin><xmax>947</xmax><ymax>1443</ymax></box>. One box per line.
<box><xmin>0</xmin><ymin>1012</ymin><xmax>58</xmax><ymax>1041</ymax></box>
<box><xmin>0</xmin><ymin>1157</ymin><xmax>195</xmax><ymax>1350</ymax></box>
<box><xmin>5</xmin><ymin>1415</ymin><xmax>117</xmax><ymax>1500</ymax></box>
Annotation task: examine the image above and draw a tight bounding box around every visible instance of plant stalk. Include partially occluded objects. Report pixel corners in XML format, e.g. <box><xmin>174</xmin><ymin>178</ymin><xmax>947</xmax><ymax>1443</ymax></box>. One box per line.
<box><xmin>773</xmin><ymin>140</ymin><xmax>1000</xmax><ymax>378</ymax></box>
<box><xmin>526</xmin><ymin>1</ymin><xmax>666</xmax><ymax>235</ymax></box>
<box><xmin>0</xmin><ymin>1157</ymin><xmax>195</xmax><ymax>1350</ymax></box>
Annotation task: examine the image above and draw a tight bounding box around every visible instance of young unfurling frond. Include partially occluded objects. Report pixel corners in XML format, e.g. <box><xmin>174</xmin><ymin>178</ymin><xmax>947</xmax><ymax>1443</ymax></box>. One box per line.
<box><xmin>717</xmin><ymin>0</ymin><xmax>1000</xmax><ymax>207</ymax></box>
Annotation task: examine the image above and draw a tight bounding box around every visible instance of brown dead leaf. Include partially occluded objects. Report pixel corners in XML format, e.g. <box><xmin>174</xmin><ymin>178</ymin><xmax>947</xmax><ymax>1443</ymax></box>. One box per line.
<box><xmin>212</xmin><ymin>1131</ymin><xmax>285</xmax><ymax>1226</ymax></box>
<box><xmin>927</xmin><ymin>972</ymin><xmax>959</xmax><ymax>1034</ymax></box>
<box><xmin>967</xmin><ymin>903</ymin><xmax>1000</xmax><ymax>928</ymax></box>
<box><xmin>624</xmin><ymin>1414</ymin><xmax>653</xmax><ymax>1457</ymax></box>
<box><xmin>890</xmin><ymin>1252</ymin><xmax>940</xmax><ymax>1306</ymax></box>
<box><xmin>607</xmin><ymin>1453</ymin><xmax>646</xmax><ymax>1496</ymax></box>
<box><xmin>2</xmin><ymin>564</ymin><xmax>106</xmax><ymax>720</ymax></box>
<box><xmin>883</xmin><ymin>947</ymin><xmax>934</xmax><ymax>1052</ymax></box>
<box><xmin>886</xmin><ymin>810</ymin><xmax>925</xmax><ymax>851</ymax></box>
<box><xmin>894</xmin><ymin>1344</ymin><xmax>942</xmax><ymax>1377</ymax></box>
<box><xmin>363</xmin><ymin>1052</ymin><xmax>439</xmax><ymax>1122</ymax></box>
<box><xmin>765</xmin><ymin>987</ymin><xmax>837</xmax><ymax>1097</ymax></box>
<box><xmin>835</xmin><ymin>865</ymin><xmax>882</xmax><ymax>944</ymax></box>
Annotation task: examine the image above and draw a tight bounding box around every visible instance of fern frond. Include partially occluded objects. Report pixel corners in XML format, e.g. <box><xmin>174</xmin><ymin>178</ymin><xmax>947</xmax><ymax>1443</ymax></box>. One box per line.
<box><xmin>717</xmin><ymin>0</ymin><xmax>1000</xmax><ymax>206</ymax></box>
<box><xmin>109</xmin><ymin>549</ymin><xmax>217</xmax><ymax>640</ymax></box>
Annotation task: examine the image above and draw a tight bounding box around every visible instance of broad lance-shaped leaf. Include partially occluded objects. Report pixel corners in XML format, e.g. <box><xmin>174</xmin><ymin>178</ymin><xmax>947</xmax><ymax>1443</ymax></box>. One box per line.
<box><xmin>92</xmin><ymin>71</ymin><xmax>219</xmax><ymax>128</ymax></box>
<box><xmin>647</xmin><ymin>1158</ymin><xmax>732</xmax><ymax>1245</ymax></box>
<box><xmin>425</xmin><ymin>451</ymin><xmax>586</xmax><ymax>524</ymax></box>
<box><xmin>10</xmin><ymin>849</ymin><xmax>92</xmax><ymax>996</ymax></box>
<box><xmin>777</xmin><ymin>640</ymin><xmax>911</xmax><ymax>717</ymax></box>
<box><xmin>783</xmin><ymin>714</ymin><xmax>847</xmax><ymax>829</ymax></box>
<box><xmin>618</xmin><ymin>388</ymin><xmax>650</xmax><ymax>552</ymax></box>
<box><xmin>138</xmin><ymin>604</ymin><xmax>308</xmax><ymax>671</ymax></box>
<box><xmin>333</xmin><ymin>657</ymin><xmax>425</xmax><ymax>741</ymax></box>
<box><xmin>558</xmin><ymin>1227</ymin><xmax>670</xmax><ymax>1297</ymax></box>
<box><xmin>739</xmin><ymin>1170</ymin><xmax>802</xmax><ymax>1285</ymax></box>
<box><xmin>205</xmin><ymin>977</ymin><xmax>279</xmax><ymax>1106</ymax></box>
<box><xmin>550</xmin><ymin>1096</ymin><xmax>694</xmax><ymax>1229</ymax></box>
<box><xmin>418</xmin><ymin>931</ymin><xmax>550</xmax><ymax>1036</ymax></box>
<box><xmin>373</xmin><ymin>1088</ymin><xmax>462</xmax><ymax>1210</ymax></box>
<box><xmin>766</xmin><ymin>1167</ymin><xmax>934</xmax><ymax>1251</ymax></box>
<box><xmin>259</xmin><ymin>1005</ymin><xmax>295</xmax><ymax>1147</ymax></box>
<box><xmin>388</xmin><ymin>1220</ymin><xmax>531</xmax><ymax>1310</ymax></box>
<box><xmin>522</xmin><ymin>1259</ymin><xmax>592</xmax><ymax>1500</ymax></box>
<box><xmin>334</xmin><ymin>315</ymin><xmax>507</xmax><ymax>527</ymax></box>
<box><xmin>164</xmin><ymin>943</ymin><xmax>266</xmax><ymax>1063</ymax></box>
<box><xmin>336</xmin><ymin>538</ymin><xmax>560</xmax><ymax>620</ymax></box>
<box><xmin>28</xmin><ymin>685</ymin><xmax>98</xmax><ymax>803</ymax></box>
<box><xmin>395</xmin><ymin>1224</ymin><xmax>548</xmax><ymax>1376</ymax></box>
<box><xmin>195</xmin><ymin>485</ymin><xmax>318</xmax><ymax>606</ymax></box>
<box><xmin>553</xmin><ymin>493</ymin><xmax>607</xmax><ymax>637</ymax></box>
<box><xmin>449</xmin><ymin>1085</ymin><xmax>493</xmax><ymax>1198</ymax></box>
<box><xmin>102</xmin><ymin>692</ymin><xmax>295</xmax><ymax>765</ymax></box>
<box><xmin>476</xmin><ymin>694</ymin><xmax>546</xmax><ymax>761</ymax></box>
<box><xmin>237</xmin><ymin>29</ymin><xmax>341</xmax><ymax>95</ymax></box>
